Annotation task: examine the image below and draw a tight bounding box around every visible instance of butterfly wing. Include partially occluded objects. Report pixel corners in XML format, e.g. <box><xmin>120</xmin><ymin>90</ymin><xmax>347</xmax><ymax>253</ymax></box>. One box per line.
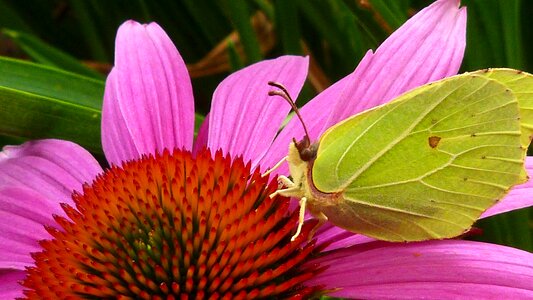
<box><xmin>474</xmin><ymin>69</ymin><xmax>533</xmax><ymax>148</ymax></box>
<box><xmin>310</xmin><ymin>70</ymin><xmax>530</xmax><ymax>242</ymax></box>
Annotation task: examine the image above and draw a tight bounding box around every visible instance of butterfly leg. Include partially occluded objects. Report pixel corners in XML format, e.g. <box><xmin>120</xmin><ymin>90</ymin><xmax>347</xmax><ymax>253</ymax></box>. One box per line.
<box><xmin>308</xmin><ymin>211</ymin><xmax>327</xmax><ymax>241</ymax></box>
<box><xmin>269</xmin><ymin>175</ymin><xmax>298</xmax><ymax>198</ymax></box>
<box><xmin>291</xmin><ymin>196</ymin><xmax>307</xmax><ymax>241</ymax></box>
<box><xmin>262</xmin><ymin>156</ymin><xmax>288</xmax><ymax>177</ymax></box>
<box><xmin>277</xmin><ymin>175</ymin><xmax>295</xmax><ymax>188</ymax></box>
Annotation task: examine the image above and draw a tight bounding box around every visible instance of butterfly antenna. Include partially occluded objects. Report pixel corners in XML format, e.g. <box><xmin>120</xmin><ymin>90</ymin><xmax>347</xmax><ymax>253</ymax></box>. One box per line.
<box><xmin>268</xmin><ymin>81</ymin><xmax>311</xmax><ymax>142</ymax></box>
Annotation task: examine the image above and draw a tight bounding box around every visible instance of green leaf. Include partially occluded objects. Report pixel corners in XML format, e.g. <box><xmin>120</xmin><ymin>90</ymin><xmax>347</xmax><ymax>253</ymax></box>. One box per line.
<box><xmin>0</xmin><ymin>56</ymin><xmax>208</xmax><ymax>153</ymax></box>
<box><xmin>299</xmin><ymin>1</ymin><xmax>371</xmax><ymax>76</ymax></box>
<box><xmin>0</xmin><ymin>57</ymin><xmax>104</xmax><ymax>109</ymax></box>
<box><xmin>2</xmin><ymin>29</ymin><xmax>104</xmax><ymax>79</ymax></box>
<box><xmin>68</xmin><ymin>0</ymin><xmax>109</xmax><ymax>61</ymax></box>
<box><xmin>0</xmin><ymin>57</ymin><xmax>104</xmax><ymax>153</ymax></box>
<box><xmin>275</xmin><ymin>0</ymin><xmax>302</xmax><ymax>54</ymax></box>
<box><xmin>463</xmin><ymin>0</ymin><xmax>525</xmax><ymax>70</ymax></box>
<box><xmin>0</xmin><ymin>0</ymin><xmax>33</xmax><ymax>33</ymax></box>
<box><xmin>226</xmin><ymin>0</ymin><xmax>262</xmax><ymax>63</ymax></box>
<box><xmin>194</xmin><ymin>113</ymin><xmax>205</xmax><ymax>138</ymax></box>
<box><xmin>299</xmin><ymin>1</ymin><xmax>354</xmax><ymax>58</ymax></box>
<box><xmin>368</xmin><ymin>0</ymin><xmax>408</xmax><ymax>29</ymax></box>
<box><xmin>254</xmin><ymin>0</ymin><xmax>274</xmax><ymax>20</ymax></box>
<box><xmin>500</xmin><ymin>0</ymin><xmax>524</xmax><ymax>68</ymax></box>
<box><xmin>182</xmin><ymin>0</ymin><xmax>231</xmax><ymax>46</ymax></box>
<box><xmin>0</xmin><ymin>87</ymin><xmax>102</xmax><ymax>153</ymax></box>
<box><xmin>472</xmin><ymin>208</ymin><xmax>533</xmax><ymax>252</ymax></box>
<box><xmin>227</xmin><ymin>40</ymin><xmax>244</xmax><ymax>72</ymax></box>
<box><xmin>0</xmin><ymin>134</ymin><xmax>26</xmax><ymax>146</ymax></box>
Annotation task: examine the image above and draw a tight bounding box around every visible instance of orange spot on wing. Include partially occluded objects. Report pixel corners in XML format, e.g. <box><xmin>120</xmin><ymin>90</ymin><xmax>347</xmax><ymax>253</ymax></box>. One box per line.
<box><xmin>428</xmin><ymin>136</ymin><xmax>441</xmax><ymax>148</ymax></box>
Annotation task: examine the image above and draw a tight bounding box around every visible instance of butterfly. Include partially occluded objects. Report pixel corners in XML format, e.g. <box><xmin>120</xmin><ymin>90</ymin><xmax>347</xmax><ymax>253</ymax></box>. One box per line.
<box><xmin>267</xmin><ymin>69</ymin><xmax>533</xmax><ymax>242</ymax></box>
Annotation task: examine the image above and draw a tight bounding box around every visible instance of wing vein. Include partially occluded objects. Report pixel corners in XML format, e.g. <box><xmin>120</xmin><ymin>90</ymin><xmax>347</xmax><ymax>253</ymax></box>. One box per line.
<box><xmin>333</xmin><ymin>102</ymin><xmax>401</xmax><ymax>183</ymax></box>
<box><xmin>409</xmin><ymin>118</ymin><xmax>522</xmax><ymax>135</ymax></box>
<box><xmin>343</xmin><ymin>204</ymin><xmax>407</xmax><ymax>240</ymax></box>
<box><xmin>427</xmin><ymin>85</ymin><xmax>506</xmax><ymax>130</ymax></box>
<box><xmin>347</xmin><ymin>144</ymin><xmax>518</xmax><ymax>191</ymax></box>
<box><xmin>339</xmin><ymin>79</ymin><xmax>475</xmax><ymax>189</ymax></box>
<box><xmin>343</xmin><ymin>195</ymin><xmax>474</xmax><ymax>228</ymax></box>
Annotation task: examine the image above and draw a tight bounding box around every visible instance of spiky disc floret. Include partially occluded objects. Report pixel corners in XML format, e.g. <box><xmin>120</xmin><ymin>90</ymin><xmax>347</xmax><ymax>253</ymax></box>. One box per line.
<box><xmin>22</xmin><ymin>149</ymin><xmax>325</xmax><ymax>299</ymax></box>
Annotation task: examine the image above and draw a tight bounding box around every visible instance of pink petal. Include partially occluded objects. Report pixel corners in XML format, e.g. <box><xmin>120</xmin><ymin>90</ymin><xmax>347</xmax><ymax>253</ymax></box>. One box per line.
<box><xmin>481</xmin><ymin>157</ymin><xmax>533</xmax><ymax>218</ymax></box>
<box><xmin>309</xmin><ymin>240</ymin><xmax>533</xmax><ymax>299</ymax></box>
<box><xmin>260</xmin><ymin>0</ymin><xmax>466</xmax><ymax>173</ymax></box>
<box><xmin>0</xmin><ymin>238</ymin><xmax>38</xmax><ymax>269</ymax></box>
<box><xmin>0</xmin><ymin>139</ymin><xmax>101</xmax><ymax>203</ymax></box>
<box><xmin>102</xmin><ymin>20</ymin><xmax>195</xmax><ymax>165</ymax></box>
<box><xmin>0</xmin><ymin>237</ymin><xmax>40</xmax><ymax>269</ymax></box>
<box><xmin>0</xmin><ymin>186</ymin><xmax>63</xmax><ymax>225</ymax></box>
<box><xmin>0</xmin><ymin>186</ymin><xmax>64</xmax><ymax>270</ymax></box>
<box><xmin>329</xmin><ymin>0</ymin><xmax>466</xmax><ymax>122</ymax></box>
<box><xmin>314</xmin><ymin>222</ymin><xmax>376</xmax><ymax>251</ymax></box>
<box><xmin>101</xmin><ymin>70</ymin><xmax>138</xmax><ymax>165</ymax></box>
<box><xmin>207</xmin><ymin>55</ymin><xmax>308</xmax><ymax>169</ymax></box>
<box><xmin>0</xmin><ymin>270</ymin><xmax>25</xmax><ymax>299</ymax></box>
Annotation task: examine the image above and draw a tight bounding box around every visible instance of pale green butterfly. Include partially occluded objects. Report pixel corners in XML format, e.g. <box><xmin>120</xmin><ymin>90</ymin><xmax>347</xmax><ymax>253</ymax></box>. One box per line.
<box><xmin>267</xmin><ymin>68</ymin><xmax>533</xmax><ymax>242</ymax></box>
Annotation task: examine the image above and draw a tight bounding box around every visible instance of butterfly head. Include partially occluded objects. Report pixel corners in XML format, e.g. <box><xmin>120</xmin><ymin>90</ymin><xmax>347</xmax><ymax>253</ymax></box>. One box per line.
<box><xmin>293</xmin><ymin>137</ymin><xmax>318</xmax><ymax>162</ymax></box>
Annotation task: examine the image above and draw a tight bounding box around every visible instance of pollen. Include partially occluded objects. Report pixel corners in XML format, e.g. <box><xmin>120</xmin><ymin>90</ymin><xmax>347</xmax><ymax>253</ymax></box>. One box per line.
<box><xmin>22</xmin><ymin>149</ymin><xmax>325</xmax><ymax>299</ymax></box>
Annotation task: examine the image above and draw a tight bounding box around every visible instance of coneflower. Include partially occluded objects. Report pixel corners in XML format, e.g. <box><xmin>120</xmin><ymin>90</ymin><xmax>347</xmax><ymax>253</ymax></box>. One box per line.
<box><xmin>1</xmin><ymin>1</ymin><xmax>532</xmax><ymax>298</ymax></box>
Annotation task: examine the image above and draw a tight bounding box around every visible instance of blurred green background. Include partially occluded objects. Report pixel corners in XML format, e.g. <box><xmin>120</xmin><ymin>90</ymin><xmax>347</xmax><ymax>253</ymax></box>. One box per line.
<box><xmin>0</xmin><ymin>0</ymin><xmax>531</xmax><ymax>251</ymax></box>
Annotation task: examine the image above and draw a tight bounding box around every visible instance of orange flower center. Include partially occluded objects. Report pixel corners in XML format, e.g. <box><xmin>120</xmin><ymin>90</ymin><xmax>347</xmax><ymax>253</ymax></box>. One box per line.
<box><xmin>22</xmin><ymin>149</ymin><xmax>324</xmax><ymax>299</ymax></box>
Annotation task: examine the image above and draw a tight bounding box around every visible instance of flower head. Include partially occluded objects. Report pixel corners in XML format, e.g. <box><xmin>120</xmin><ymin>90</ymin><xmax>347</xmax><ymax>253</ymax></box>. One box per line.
<box><xmin>1</xmin><ymin>0</ymin><xmax>533</xmax><ymax>299</ymax></box>
<box><xmin>21</xmin><ymin>149</ymin><xmax>324</xmax><ymax>298</ymax></box>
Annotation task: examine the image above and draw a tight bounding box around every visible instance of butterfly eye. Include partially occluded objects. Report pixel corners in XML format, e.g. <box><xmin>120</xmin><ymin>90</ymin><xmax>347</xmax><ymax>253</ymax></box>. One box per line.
<box><xmin>300</xmin><ymin>148</ymin><xmax>316</xmax><ymax>161</ymax></box>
